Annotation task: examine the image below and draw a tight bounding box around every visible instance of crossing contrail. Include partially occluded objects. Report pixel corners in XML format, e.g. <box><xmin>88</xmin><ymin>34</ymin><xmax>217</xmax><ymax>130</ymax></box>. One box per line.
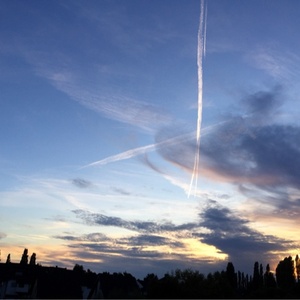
<box><xmin>81</xmin><ymin>131</ymin><xmax>194</xmax><ymax>169</ymax></box>
<box><xmin>80</xmin><ymin>120</ymin><xmax>227</xmax><ymax>170</ymax></box>
<box><xmin>188</xmin><ymin>0</ymin><xmax>207</xmax><ymax>198</ymax></box>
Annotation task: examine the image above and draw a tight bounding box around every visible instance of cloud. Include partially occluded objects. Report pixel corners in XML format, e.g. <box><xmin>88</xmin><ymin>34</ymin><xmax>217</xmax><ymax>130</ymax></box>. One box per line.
<box><xmin>242</xmin><ymin>86</ymin><xmax>282</xmax><ymax>120</ymax></box>
<box><xmin>60</xmin><ymin>247</ymin><xmax>222</xmax><ymax>279</ymax></box>
<box><xmin>249</xmin><ymin>46</ymin><xmax>300</xmax><ymax>80</ymax></box>
<box><xmin>149</xmin><ymin>121</ymin><xmax>229</xmax><ymax>177</ymax></box>
<box><xmin>202</xmin><ymin>123</ymin><xmax>300</xmax><ymax>190</ymax></box>
<box><xmin>71</xmin><ymin>206</ymin><xmax>292</xmax><ymax>262</ymax></box>
<box><xmin>238</xmin><ymin>184</ymin><xmax>300</xmax><ymax>220</ymax></box>
<box><xmin>0</xmin><ymin>232</ymin><xmax>7</xmax><ymax>239</ymax></box>
<box><xmin>11</xmin><ymin>31</ymin><xmax>172</xmax><ymax>134</ymax></box>
<box><xmin>124</xmin><ymin>234</ymin><xmax>184</xmax><ymax>248</ymax></box>
<box><xmin>55</xmin><ymin>204</ymin><xmax>293</xmax><ymax>277</ymax></box>
<box><xmin>153</xmin><ymin>87</ymin><xmax>300</xmax><ymax>209</ymax></box>
<box><xmin>72</xmin><ymin>178</ymin><xmax>92</xmax><ymax>189</ymax></box>
<box><xmin>54</xmin><ymin>232</ymin><xmax>109</xmax><ymax>243</ymax></box>
<box><xmin>53</xmin><ymin>231</ymin><xmax>223</xmax><ymax>279</ymax></box>
<box><xmin>41</xmin><ymin>70</ymin><xmax>172</xmax><ymax>132</ymax></box>
<box><xmin>54</xmin><ymin>232</ymin><xmax>183</xmax><ymax>249</ymax></box>
<box><xmin>198</xmin><ymin>88</ymin><xmax>300</xmax><ymax>220</ymax></box>
<box><xmin>72</xmin><ymin>209</ymin><xmax>198</xmax><ymax>234</ymax></box>
<box><xmin>196</xmin><ymin>203</ymin><xmax>293</xmax><ymax>269</ymax></box>
<box><xmin>112</xmin><ymin>187</ymin><xmax>131</xmax><ymax>196</ymax></box>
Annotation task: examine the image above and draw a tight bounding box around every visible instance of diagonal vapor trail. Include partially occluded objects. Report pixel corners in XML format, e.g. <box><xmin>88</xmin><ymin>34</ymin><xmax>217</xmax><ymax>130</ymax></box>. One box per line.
<box><xmin>188</xmin><ymin>0</ymin><xmax>207</xmax><ymax>198</ymax></box>
<box><xmin>81</xmin><ymin>120</ymin><xmax>227</xmax><ymax>170</ymax></box>
<box><xmin>81</xmin><ymin>131</ymin><xmax>194</xmax><ymax>169</ymax></box>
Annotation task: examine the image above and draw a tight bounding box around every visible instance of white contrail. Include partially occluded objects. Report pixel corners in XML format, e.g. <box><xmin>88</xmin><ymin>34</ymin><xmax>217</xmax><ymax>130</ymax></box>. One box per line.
<box><xmin>81</xmin><ymin>120</ymin><xmax>225</xmax><ymax>170</ymax></box>
<box><xmin>188</xmin><ymin>0</ymin><xmax>207</xmax><ymax>198</ymax></box>
<box><xmin>203</xmin><ymin>3</ymin><xmax>208</xmax><ymax>57</ymax></box>
<box><xmin>81</xmin><ymin>131</ymin><xmax>194</xmax><ymax>169</ymax></box>
<box><xmin>82</xmin><ymin>144</ymin><xmax>157</xmax><ymax>168</ymax></box>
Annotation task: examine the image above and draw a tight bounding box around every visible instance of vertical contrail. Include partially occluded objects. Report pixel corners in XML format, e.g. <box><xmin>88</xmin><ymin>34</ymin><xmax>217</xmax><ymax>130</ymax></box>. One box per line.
<box><xmin>188</xmin><ymin>0</ymin><xmax>207</xmax><ymax>198</ymax></box>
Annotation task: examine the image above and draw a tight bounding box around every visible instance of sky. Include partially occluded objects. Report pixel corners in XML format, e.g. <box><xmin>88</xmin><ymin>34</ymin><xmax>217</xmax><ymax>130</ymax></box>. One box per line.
<box><xmin>1</xmin><ymin>0</ymin><xmax>300</xmax><ymax>279</ymax></box>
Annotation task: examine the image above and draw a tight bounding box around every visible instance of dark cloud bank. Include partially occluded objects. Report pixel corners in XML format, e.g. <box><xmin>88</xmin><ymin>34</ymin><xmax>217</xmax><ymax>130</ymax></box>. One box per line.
<box><xmin>53</xmin><ymin>202</ymin><xmax>292</xmax><ymax>278</ymax></box>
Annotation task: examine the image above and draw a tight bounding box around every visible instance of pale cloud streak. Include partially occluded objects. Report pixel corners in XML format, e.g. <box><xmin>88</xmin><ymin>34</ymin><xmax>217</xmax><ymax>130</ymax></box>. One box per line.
<box><xmin>0</xmin><ymin>232</ymin><xmax>7</xmax><ymax>239</ymax></box>
<box><xmin>8</xmin><ymin>26</ymin><xmax>172</xmax><ymax>133</ymax></box>
<box><xmin>34</xmin><ymin>65</ymin><xmax>171</xmax><ymax>132</ymax></box>
<box><xmin>249</xmin><ymin>45</ymin><xmax>300</xmax><ymax>80</ymax></box>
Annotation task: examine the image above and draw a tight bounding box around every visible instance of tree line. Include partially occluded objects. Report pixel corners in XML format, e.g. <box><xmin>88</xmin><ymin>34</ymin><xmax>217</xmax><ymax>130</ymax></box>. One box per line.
<box><xmin>3</xmin><ymin>248</ymin><xmax>300</xmax><ymax>298</ymax></box>
<box><xmin>142</xmin><ymin>256</ymin><xmax>300</xmax><ymax>298</ymax></box>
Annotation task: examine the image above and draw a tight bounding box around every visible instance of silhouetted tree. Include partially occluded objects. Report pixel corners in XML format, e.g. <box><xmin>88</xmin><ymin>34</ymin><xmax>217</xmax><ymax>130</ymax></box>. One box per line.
<box><xmin>226</xmin><ymin>262</ymin><xmax>237</xmax><ymax>289</ymax></box>
<box><xmin>6</xmin><ymin>254</ymin><xmax>11</xmax><ymax>264</ymax></box>
<box><xmin>29</xmin><ymin>252</ymin><xmax>36</xmax><ymax>265</ymax></box>
<box><xmin>238</xmin><ymin>270</ymin><xmax>241</xmax><ymax>288</ymax></box>
<box><xmin>174</xmin><ymin>269</ymin><xmax>205</xmax><ymax>298</ymax></box>
<box><xmin>143</xmin><ymin>273</ymin><xmax>159</xmax><ymax>298</ymax></box>
<box><xmin>158</xmin><ymin>272</ymin><xmax>181</xmax><ymax>298</ymax></box>
<box><xmin>296</xmin><ymin>254</ymin><xmax>300</xmax><ymax>283</ymax></box>
<box><xmin>203</xmin><ymin>271</ymin><xmax>224</xmax><ymax>298</ymax></box>
<box><xmin>276</xmin><ymin>256</ymin><xmax>295</xmax><ymax>289</ymax></box>
<box><xmin>241</xmin><ymin>272</ymin><xmax>245</xmax><ymax>289</ymax></box>
<box><xmin>252</xmin><ymin>261</ymin><xmax>260</xmax><ymax>289</ymax></box>
<box><xmin>20</xmin><ymin>248</ymin><xmax>28</xmax><ymax>265</ymax></box>
<box><xmin>73</xmin><ymin>264</ymin><xmax>85</xmax><ymax>274</ymax></box>
<box><xmin>259</xmin><ymin>263</ymin><xmax>264</xmax><ymax>287</ymax></box>
<box><xmin>264</xmin><ymin>263</ymin><xmax>276</xmax><ymax>288</ymax></box>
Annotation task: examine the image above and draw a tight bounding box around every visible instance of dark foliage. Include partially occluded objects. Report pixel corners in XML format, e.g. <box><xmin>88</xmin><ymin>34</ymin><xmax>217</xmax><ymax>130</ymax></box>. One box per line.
<box><xmin>19</xmin><ymin>248</ymin><xmax>28</xmax><ymax>265</ymax></box>
<box><xmin>1</xmin><ymin>248</ymin><xmax>300</xmax><ymax>298</ymax></box>
<box><xmin>29</xmin><ymin>253</ymin><xmax>36</xmax><ymax>265</ymax></box>
<box><xmin>5</xmin><ymin>254</ymin><xmax>11</xmax><ymax>264</ymax></box>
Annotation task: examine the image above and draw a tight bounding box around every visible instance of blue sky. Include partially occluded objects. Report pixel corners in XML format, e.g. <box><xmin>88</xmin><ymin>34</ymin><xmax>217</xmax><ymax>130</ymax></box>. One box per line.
<box><xmin>1</xmin><ymin>0</ymin><xmax>300</xmax><ymax>279</ymax></box>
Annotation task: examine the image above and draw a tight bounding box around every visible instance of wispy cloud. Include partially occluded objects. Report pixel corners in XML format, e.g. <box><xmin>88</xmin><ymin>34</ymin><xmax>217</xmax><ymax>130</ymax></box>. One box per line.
<box><xmin>38</xmin><ymin>68</ymin><xmax>172</xmax><ymax>132</ymax></box>
<box><xmin>72</xmin><ymin>206</ymin><xmax>291</xmax><ymax>259</ymax></box>
<box><xmin>154</xmin><ymin>87</ymin><xmax>300</xmax><ymax>204</ymax></box>
<box><xmin>111</xmin><ymin>187</ymin><xmax>131</xmax><ymax>196</ymax></box>
<box><xmin>249</xmin><ymin>45</ymin><xmax>300</xmax><ymax>80</ymax></box>
<box><xmin>61</xmin><ymin>246</ymin><xmax>221</xmax><ymax>279</ymax></box>
<box><xmin>72</xmin><ymin>209</ymin><xmax>198</xmax><ymax>234</ymax></box>
<box><xmin>53</xmin><ymin>230</ymin><xmax>213</xmax><ymax>279</ymax></box>
<box><xmin>0</xmin><ymin>232</ymin><xmax>7</xmax><ymax>239</ymax></box>
<box><xmin>54</xmin><ymin>232</ymin><xmax>183</xmax><ymax>249</ymax></box>
<box><xmin>7</xmin><ymin>25</ymin><xmax>173</xmax><ymax>133</ymax></box>
<box><xmin>72</xmin><ymin>178</ymin><xmax>92</xmax><ymax>189</ymax></box>
<box><xmin>53</xmin><ymin>232</ymin><xmax>109</xmax><ymax>243</ymax></box>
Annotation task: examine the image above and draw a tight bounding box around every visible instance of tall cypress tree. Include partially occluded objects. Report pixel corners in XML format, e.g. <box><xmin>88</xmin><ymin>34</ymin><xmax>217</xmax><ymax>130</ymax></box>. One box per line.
<box><xmin>29</xmin><ymin>253</ymin><xmax>36</xmax><ymax>265</ymax></box>
<box><xmin>259</xmin><ymin>263</ymin><xmax>264</xmax><ymax>287</ymax></box>
<box><xmin>20</xmin><ymin>248</ymin><xmax>28</xmax><ymax>265</ymax></box>
<box><xmin>252</xmin><ymin>262</ymin><xmax>260</xmax><ymax>290</ymax></box>
<box><xmin>264</xmin><ymin>263</ymin><xmax>276</xmax><ymax>288</ymax></box>
<box><xmin>6</xmin><ymin>254</ymin><xmax>11</xmax><ymax>264</ymax></box>
<box><xmin>226</xmin><ymin>262</ymin><xmax>237</xmax><ymax>289</ymax></box>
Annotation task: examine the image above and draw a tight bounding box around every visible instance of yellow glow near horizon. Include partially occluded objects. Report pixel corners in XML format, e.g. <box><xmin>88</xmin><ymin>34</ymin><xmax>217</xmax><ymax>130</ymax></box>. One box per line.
<box><xmin>182</xmin><ymin>238</ymin><xmax>228</xmax><ymax>260</ymax></box>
